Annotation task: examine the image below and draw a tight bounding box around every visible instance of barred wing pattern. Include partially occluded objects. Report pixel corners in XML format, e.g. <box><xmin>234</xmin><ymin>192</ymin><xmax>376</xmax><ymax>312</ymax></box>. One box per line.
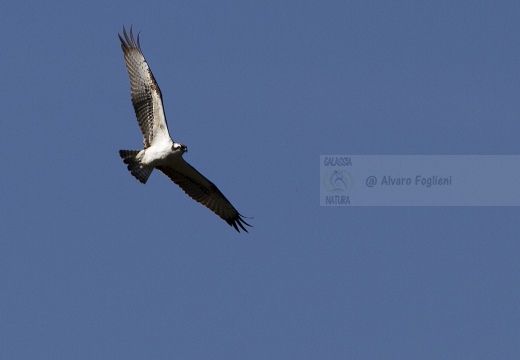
<box><xmin>157</xmin><ymin>160</ymin><xmax>252</xmax><ymax>233</ymax></box>
<box><xmin>119</xmin><ymin>26</ymin><xmax>169</xmax><ymax>148</ymax></box>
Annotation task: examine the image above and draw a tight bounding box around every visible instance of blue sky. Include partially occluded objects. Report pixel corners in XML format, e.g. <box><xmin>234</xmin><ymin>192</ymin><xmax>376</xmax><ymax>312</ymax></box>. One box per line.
<box><xmin>2</xmin><ymin>0</ymin><xmax>520</xmax><ymax>358</ymax></box>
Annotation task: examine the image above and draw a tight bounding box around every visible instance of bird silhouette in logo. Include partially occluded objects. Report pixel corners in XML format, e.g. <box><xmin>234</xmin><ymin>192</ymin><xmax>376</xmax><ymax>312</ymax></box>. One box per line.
<box><xmin>328</xmin><ymin>170</ymin><xmax>349</xmax><ymax>192</ymax></box>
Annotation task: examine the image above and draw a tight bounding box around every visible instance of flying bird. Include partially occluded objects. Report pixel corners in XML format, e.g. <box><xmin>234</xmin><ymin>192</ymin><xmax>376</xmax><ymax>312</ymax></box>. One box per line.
<box><xmin>118</xmin><ymin>26</ymin><xmax>251</xmax><ymax>233</ymax></box>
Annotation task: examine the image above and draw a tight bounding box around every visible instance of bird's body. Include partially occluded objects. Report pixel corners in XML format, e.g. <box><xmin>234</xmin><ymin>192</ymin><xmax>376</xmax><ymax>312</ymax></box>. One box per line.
<box><xmin>135</xmin><ymin>141</ymin><xmax>181</xmax><ymax>167</ymax></box>
<box><xmin>118</xmin><ymin>26</ymin><xmax>251</xmax><ymax>232</ymax></box>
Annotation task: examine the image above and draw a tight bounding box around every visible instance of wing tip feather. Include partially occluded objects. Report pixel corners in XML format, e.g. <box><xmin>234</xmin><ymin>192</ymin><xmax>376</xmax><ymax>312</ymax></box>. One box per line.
<box><xmin>119</xmin><ymin>25</ymin><xmax>141</xmax><ymax>51</ymax></box>
<box><xmin>228</xmin><ymin>214</ymin><xmax>253</xmax><ymax>233</ymax></box>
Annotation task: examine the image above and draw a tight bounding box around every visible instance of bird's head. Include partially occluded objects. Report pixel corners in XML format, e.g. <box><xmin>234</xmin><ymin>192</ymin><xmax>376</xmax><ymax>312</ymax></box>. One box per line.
<box><xmin>173</xmin><ymin>143</ymin><xmax>188</xmax><ymax>153</ymax></box>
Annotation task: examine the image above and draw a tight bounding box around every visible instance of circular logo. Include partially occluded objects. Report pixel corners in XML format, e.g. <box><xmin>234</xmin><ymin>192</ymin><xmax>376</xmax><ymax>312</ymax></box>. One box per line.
<box><xmin>323</xmin><ymin>170</ymin><xmax>353</xmax><ymax>193</ymax></box>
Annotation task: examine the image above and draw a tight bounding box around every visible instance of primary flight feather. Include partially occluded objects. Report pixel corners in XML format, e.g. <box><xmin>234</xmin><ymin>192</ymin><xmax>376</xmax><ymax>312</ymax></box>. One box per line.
<box><xmin>118</xmin><ymin>26</ymin><xmax>251</xmax><ymax>233</ymax></box>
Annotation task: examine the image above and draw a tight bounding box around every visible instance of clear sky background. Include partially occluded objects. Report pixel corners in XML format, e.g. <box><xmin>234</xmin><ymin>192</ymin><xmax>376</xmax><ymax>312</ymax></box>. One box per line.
<box><xmin>2</xmin><ymin>1</ymin><xmax>520</xmax><ymax>359</ymax></box>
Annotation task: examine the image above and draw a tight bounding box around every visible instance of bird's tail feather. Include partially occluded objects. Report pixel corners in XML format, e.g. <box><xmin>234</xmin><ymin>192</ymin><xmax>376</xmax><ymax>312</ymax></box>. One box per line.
<box><xmin>119</xmin><ymin>150</ymin><xmax>153</xmax><ymax>184</ymax></box>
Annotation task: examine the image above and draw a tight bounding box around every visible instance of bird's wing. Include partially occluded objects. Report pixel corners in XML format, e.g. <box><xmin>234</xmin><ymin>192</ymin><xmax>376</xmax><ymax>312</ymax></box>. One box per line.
<box><xmin>118</xmin><ymin>26</ymin><xmax>171</xmax><ymax>148</ymax></box>
<box><xmin>157</xmin><ymin>160</ymin><xmax>252</xmax><ymax>233</ymax></box>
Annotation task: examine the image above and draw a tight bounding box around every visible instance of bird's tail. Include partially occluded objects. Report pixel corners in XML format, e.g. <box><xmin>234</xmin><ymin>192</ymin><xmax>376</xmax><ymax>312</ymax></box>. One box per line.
<box><xmin>119</xmin><ymin>150</ymin><xmax>153</xmax><ymax>184</ymax></box>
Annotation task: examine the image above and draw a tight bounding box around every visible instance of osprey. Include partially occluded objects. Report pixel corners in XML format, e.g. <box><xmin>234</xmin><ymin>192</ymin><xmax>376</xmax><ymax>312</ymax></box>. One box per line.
<box><xmin>118</xmin><ymin>26</ymin><xmax>251</xmax><ymax>233</ymax></box>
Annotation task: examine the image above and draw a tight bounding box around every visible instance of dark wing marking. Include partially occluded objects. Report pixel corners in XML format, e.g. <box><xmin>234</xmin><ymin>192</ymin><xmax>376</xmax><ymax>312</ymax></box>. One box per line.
<box><xmin>118</xmin><ymin>26</ymin><xmax>169</xmax><ymax>148</ymax></box>
<box><xmin>156</xmin><ymin>160</ymin><xmax>252</xmax><ymax>233</ymax></box>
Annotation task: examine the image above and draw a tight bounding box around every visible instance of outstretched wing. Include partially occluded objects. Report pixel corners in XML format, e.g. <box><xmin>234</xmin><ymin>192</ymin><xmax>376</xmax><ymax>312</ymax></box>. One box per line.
<box><xmin>118</xmin><ymin>26</ymin><xmax>171</xmax><ymax>148</ymax></box>
<box><xmin>156</xmin><ymin>160</ymin><xmax>252</xmax><ymax>233</ymax></box>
